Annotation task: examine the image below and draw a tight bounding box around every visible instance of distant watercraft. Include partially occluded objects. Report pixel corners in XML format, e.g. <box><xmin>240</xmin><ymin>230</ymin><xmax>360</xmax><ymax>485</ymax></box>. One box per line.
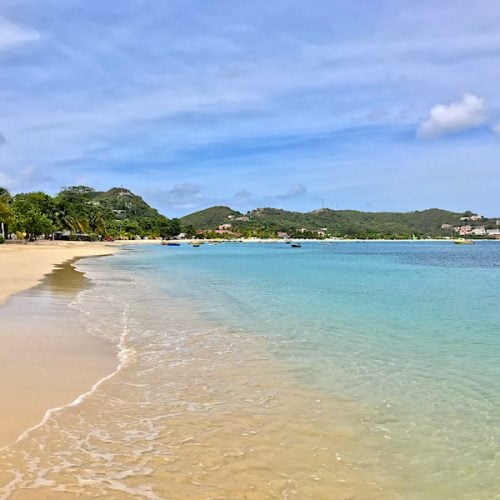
<box><xmin>166</xmin><ymin>242</ymin><xmax>181</xmax><ymax>246</ymax></box>
<box><xmin>454</xmin><ymin>239</ymin><xmax>474</xmax><ymax>245</ymax></box>
<box><xmin>291</xmin><ymin>243</ymin><xmax>302</xmax><ymax>248</ymax></box>
<box><xmin>192</xmin><ymin>243</ymin><xmax>201</xmax><ymax>247</ymax></box>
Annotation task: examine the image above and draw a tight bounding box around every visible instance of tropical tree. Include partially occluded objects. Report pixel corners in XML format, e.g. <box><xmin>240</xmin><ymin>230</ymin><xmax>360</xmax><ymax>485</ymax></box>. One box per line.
<box><xmin>13</xmin><ymin>208</ymin><xmax>54</xmax><ymax>240</ymax></box>
<box><xmin>0</xmin><ymin>187</ymin><xmax>14</xmax><ymax>239</ymax></box>
<box><xmin>88</xmin><ymin>206</ymin><xmax>107</xmax><ymax>235</ymax></box>
<box><xmin>53</xmin><ymin>202</ymin><xmax>88</xmax><ymax>233</ymax></box>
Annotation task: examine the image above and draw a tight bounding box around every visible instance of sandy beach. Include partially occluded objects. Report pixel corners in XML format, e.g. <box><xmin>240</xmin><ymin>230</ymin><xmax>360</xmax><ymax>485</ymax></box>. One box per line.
<box><xmin>0</xmin><ymin>241</ymin><xmax>120</xmax><ymax>305</ymax></box>
<box><xmin>0</xmin><ymin>241</ymin><xmax>122</xmax><ymax>447</ymax></box>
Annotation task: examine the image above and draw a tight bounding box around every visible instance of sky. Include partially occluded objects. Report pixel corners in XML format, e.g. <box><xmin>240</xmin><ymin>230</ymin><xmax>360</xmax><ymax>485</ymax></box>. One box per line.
<box><xmin>0</xmin><ymin>1</ymin><xmax>499</xmax><ymax>217</ymax></box>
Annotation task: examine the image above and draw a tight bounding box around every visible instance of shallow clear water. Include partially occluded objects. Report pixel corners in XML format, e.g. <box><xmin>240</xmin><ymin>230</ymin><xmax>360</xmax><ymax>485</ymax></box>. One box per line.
<box><xmin>1</xmin><ymin>241</ymin><xmax>499</xmax><ymax>498</ymax></box>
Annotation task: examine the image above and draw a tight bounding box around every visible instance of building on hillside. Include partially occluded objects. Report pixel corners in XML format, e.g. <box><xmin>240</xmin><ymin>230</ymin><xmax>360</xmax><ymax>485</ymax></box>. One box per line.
<box><xmin>455</xmin><ymin>225</ymin><xmax>472</xmax><ymax>235</ymax></box>
<box><xmin>277</xmin><ymin>232</ymin><xmax>290</xmax><ymax>239</ymax></box>
<box><xmin>441</xmin><ymin>224</ymin><xmax>453</xmax><ymax>229</ymax></box>
<box><xmin>486</xmin><ymin>228</ymin><xmax>500</xmax><ymax>236</ymax></box>
<box><xmin>218</xmin><ymin>223</ymin><xmax>232</xmax><ymax>230</ymax></box>
<box><xmin>460</xmin><ymin>214</ymin><xmax>482</xmax><ymax>221</ymax></box>
<box><xmin>470</xmin><ymin>226</ymin><xmax>486</xmax><ymax>236</ymax></box>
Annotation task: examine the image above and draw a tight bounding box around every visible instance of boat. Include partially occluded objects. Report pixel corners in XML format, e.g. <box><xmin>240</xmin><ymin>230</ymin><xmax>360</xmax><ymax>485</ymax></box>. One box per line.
<box><xmin>166</xmin><ymin>242</ymin><xmax>181</xmax><ymax>246</ymax></box>
<box><xmin>291</xmin><ymin>242</ymin><xmax>302</xmax><ymax>248</ymax></box>
<box><xmin>192</xmin><ymin>243</ymin><xmax>201</xmax><ymax>247</ymax></box>
<box><xmin>454</xmin><ymin>239</ymin><xmax>474</xmax><ymax>245</ymax></box>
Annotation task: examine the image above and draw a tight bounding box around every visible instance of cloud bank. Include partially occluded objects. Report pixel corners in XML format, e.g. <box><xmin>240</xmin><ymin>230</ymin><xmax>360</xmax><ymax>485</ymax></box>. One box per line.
<box><xmin>417</xmin><ymin>93</ymin><xmax>487</xmax><ymax>138</ymax></box>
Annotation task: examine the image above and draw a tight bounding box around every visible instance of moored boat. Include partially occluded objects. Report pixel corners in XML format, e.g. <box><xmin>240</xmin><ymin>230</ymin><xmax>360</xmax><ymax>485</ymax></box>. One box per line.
<box><xmin>454</xmin><ymin>239</ymin><xmax>474</xmax><ymax>245</ymax></box>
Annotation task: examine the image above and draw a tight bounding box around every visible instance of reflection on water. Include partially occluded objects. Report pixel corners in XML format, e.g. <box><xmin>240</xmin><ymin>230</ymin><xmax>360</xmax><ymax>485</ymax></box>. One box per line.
<box><xmin>40</xmin><ymin>258</ymin><xmax>90</xmax><ymax>294</ymax></box>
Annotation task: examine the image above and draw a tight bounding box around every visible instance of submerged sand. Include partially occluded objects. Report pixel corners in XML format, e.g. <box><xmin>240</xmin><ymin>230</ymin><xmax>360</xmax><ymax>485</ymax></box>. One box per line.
<box><xmin>0</xmin><ymin>241</ymin><xmax>394</xmax><ymax>498</ymax></box>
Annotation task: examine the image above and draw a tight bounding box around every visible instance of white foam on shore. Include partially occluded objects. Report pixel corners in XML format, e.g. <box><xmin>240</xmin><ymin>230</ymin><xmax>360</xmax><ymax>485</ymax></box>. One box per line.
<box><xmin>0</xmin><ymin>307</ymin><xmax>133</xmax><ymax>454</ymax></box>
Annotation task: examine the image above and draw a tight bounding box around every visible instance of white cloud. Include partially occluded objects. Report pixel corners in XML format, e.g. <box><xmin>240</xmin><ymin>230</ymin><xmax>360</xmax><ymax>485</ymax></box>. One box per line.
<box><xmin>491</xmin><ymin>123</ymin><xmax>500</xmax><ymax>135</ymax></box>
<box><xmin>417</xmin><ymin>93</ymin><xmax>487</xmax><ymax>138</ymax></box>
<box><xmin>0</xmin><ymin>17</ymin><xmax>40</xmax><ymax>51</ymax></box>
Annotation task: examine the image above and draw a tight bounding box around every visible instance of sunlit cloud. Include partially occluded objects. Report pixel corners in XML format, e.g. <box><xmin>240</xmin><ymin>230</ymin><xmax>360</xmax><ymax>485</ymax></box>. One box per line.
<box><xmin>417</xmin><ymin>93</ymin><xmax>487</xmax><ymax>138</ymax></box>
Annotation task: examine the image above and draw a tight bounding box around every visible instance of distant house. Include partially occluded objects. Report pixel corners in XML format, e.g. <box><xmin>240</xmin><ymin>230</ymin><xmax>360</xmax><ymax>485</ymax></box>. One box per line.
<box><xmin>460</xmin><ymin>214</ymin><xmax>482</xmax><ymax>221</ymax></box>
<box><xmin>441</xmin><ymin>224</ymin><xmax>453</xmax><ymax>230</ymax></box>
<box><xmin>486</xmin><ymin>228</ymin><xmax>500</xmax><ymax>236</ymax></box>
<box><xmin>218</xmin><ymin>223</ymin><xmax>232</xmax><ymax>230</ymax></box>
<box><xmin>235</xmin><ymin>216</ymin><xmax>249</xmax><ymax>222</ymax></box>
<box><xmin>470</xmin><ymin>226</ymin><xmax>486</xmax><ymax>236</ymax></box>
<box><xmin>277</xmin><ymin>232</ymin><xmax>290</xmax><ymax>239</ymax></box>
<box><xmin>455</xmin><ymin>225</ymin><xmax>472</xmax><ymax>235</ymax></box>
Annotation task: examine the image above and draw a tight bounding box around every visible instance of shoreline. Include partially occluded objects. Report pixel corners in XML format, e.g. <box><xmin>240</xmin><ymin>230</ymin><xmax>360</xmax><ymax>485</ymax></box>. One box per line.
<box><xmin>0</xmin><ymin>241</ymin><xmax>120</xmax><ymax>305</ymax></box>
<box><xmin>0</xmin><ymin>243</ymin><xmax>124</xmax><ymax>448</ymax></box>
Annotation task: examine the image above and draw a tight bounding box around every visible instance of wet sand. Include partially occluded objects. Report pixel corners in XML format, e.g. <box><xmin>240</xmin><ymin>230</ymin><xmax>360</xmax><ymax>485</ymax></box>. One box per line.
<box><xmin>0</xmin><ymin>241</ymin><xmax>120</xmax><ymax>305</ymax></box>
<box><xmin>0</xmin><ymin>258</ymin><xmax>117</xmax><ymax>448</ymax></box>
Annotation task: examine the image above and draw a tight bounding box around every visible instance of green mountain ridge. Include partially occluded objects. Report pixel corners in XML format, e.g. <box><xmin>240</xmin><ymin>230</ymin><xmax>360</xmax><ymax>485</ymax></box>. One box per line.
<box><xmin>181</xmin><ymin>206</ymin><xmax>498</xmax><ymax>239</ymax></box>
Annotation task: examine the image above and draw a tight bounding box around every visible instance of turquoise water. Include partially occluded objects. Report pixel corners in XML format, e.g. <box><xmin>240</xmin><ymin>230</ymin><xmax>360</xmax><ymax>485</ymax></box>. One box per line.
<box><xmin>124</xmin><ymin>241</ymin><xmax>500</xmax><ymax>496</ymax></box>
<box><xmin>3</xmin><ymin>241</ymin><xmax>498</xmax><ymax>498</ymax></box>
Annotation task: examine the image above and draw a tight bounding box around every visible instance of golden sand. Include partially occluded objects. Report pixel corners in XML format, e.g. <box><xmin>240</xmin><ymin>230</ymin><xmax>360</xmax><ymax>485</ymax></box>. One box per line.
<box><xmin>0</xmin><ymin>243</ymin><xmax>121</xmax><ymax>448</ymax></box>
<box><xmin>0</xmin><ymin>241</ymin><xmax>120</xmax><ymax>305</ymax></box>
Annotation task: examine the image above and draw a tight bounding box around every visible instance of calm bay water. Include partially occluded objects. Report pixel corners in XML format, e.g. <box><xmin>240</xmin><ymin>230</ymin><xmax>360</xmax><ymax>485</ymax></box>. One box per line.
<box><xmin>1</xmin><ymin>241</ymin><xmax>499</xmax><ymax>498</ymax></box>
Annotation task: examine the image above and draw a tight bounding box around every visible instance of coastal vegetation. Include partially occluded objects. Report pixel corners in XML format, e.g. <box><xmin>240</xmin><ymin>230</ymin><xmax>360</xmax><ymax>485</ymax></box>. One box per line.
<box><xmin>0</xmin><ymin>185</ymin><xmax>179</xmax><ymax>241</ymax></box>
<box><xmin>182</xmin><ymin>206</ymin><xmax>499</xmax><ymax>240</ymax></box>
<box><xmin>0</xmin><ymin>184</ymin><xmax>497</xmax><ymax>241</ymax></box>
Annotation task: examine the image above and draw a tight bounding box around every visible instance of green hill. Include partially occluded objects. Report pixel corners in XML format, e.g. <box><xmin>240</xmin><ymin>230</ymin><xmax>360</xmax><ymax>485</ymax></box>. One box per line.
<box><xmin>180</xmin><ymin>206</ymin><xmax>242</xmax><ymax>230</ymax></box>
<box><xmin>180</xmin><ymin>205</ymin><xmax>483</xmax><ymax>238</ymax></box>
<box><xmin>91</xmin><ymin>187</ymin><xmax>163</xmax><ymax>220</ymax></box>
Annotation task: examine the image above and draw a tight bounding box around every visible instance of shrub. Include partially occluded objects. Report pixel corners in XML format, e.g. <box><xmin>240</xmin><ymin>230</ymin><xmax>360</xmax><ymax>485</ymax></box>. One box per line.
<box><xmin>0</xmin><ymin>236</ymin><xmax>5</xmax><ymax>244</ymax></box>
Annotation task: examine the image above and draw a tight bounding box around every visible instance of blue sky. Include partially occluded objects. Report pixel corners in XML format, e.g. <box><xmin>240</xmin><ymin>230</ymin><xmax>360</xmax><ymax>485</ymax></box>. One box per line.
<box><xmin>0</xmin><ymin>1</ymin><xmax>499</xmax><ymax>217</ymax></box>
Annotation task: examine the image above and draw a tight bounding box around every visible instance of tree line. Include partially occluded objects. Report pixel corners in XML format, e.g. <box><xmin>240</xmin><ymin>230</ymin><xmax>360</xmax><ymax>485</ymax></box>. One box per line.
<box><xmin>0</xmin><ymin>185</ymin><xmax>183</xmax><ymax>242</ymax></box>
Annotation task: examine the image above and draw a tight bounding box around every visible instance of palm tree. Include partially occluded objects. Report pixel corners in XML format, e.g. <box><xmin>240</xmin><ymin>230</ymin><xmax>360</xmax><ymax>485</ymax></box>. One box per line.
<box><xmin>53</xmin><ymin>205</ymin><xmax>88</xmax><ymax>234</ymax></box>
<box><xmin>88</xmin><ymin>207</ymin><xmax>106</xmax><ymax>235</ymax></box>
<box><xmin>0</xmin><ymin>187</ymin><xmax>13</xmax><ymax>239</ymax></box>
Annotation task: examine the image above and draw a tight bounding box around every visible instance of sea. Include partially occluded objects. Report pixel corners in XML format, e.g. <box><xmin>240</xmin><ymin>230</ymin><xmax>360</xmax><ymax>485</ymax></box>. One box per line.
<box><xmin>1</xmin><ymin>241</ymin><xmax>499</xmax><ymax>499</ymax></box>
